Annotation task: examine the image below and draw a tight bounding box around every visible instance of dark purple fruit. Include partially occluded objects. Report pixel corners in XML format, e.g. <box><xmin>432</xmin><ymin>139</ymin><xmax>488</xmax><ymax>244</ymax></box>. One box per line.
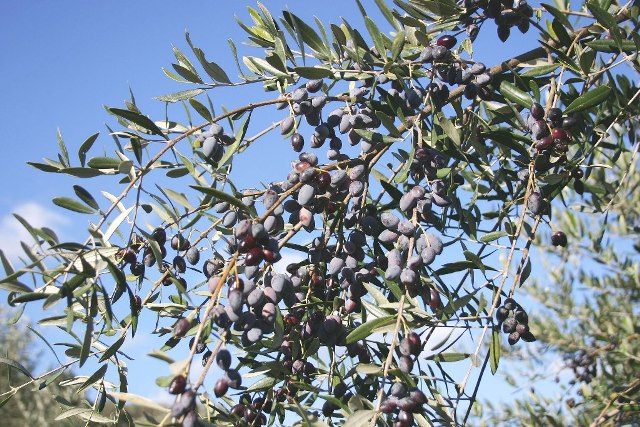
<box><xmin>214</xmin><ymin>378</ymin><xmax>229</xmax><ymax>397</ymax></box>
<box><xmin>436</xmin><ymin>35</ymin><xmax>457</xmax><ymax>49</ymax></box>
<box><xmin>548</xmin><ymin>107</ymin><xmax>563</xmax><ymax>122</ymax></box>
<box><xmin>322</xmin><ymin>400</ymin><xmax>336</xmax><ymax>417</ymax></box>
<box><xmin>508</xmin><ymin>331</ymin><xmax>521</xmax><ymax>345</ymax></box>
<box><xmin>530</xmin><ymin>103</ymin><xmax>544</xmax><ymax>120</ymax></box>
<box><xmin>245</xmin><ymin>246</ymin><xmax>264</xmax><ymax>266</ymax></box>
<box><xmin>131</xmin><ymin>262</ymin><xmax>145</xmax><ymax>276</ymax></box>
<box><xmin>406</xmin><ymin>332</ymin><xmax>422</xmax><ymax>356</ymax></box>
<box><xmin>514</xmin><ymin>309</ymin><xmax>528</xmax><ymax>324</ymax></box>
<box><xmin>185</xmin><ymin>247</ymin><xmax>200</xmax><ymax>265</ymax></box>
<box><xmin>173</xmin><ymin>318</ymin><xmax>191</xmax><ymax>338</ymax></box>
<box><xmin>398</xmin><ymin>410</ymin><xmax>414</xmax><ymax>425</ymax></box>
<box><xmin>535</xmin><ymin>135</ymin><xmax>554</xmax><ymax>152</ymax></box>
<box><xmin>152</xmin><ymin>227</ymin><xmax>167</xmax><ymax>244</ymax></box>
<box><xmin>551</xmin><ymin>231</ymin><xmax>567</xmax><ymax>247</ymax></box>
<box><xmin>122</xmin><ymin>250</ymin><xmax>136</xmax><ymax>265</ymax></box>
<box><xmin>202</xmin><ymin>350</ymin><xmax>212</xmax><ymax>367</ymax></box>
<box><xmin>291</xmin><ymin>133</ymin><xmax>304</xmax><ymax>152</ymax></box>
<box><xmin>188</xmin><ymin>337</ymin><xmax>206</xmax><ymax>354</ymax></box>
<box><xmin>134</xmin><ymin>295</ymin><xmax>142</xmax><ymax>311</ymax></box>
<box><xmin>171</xmin><ymin>389</ymin><xmax>196</xmax><ymax>418</ymax></box>
<box><xmin>173</xmin><ymin>255</ymin><xmax>187</xmax><ymax>273</ymax></box>
<box><xmin>527</xmin><ymin>191</ymin><xmax>547</xmax><ymax>216</ymax></box>
<box><xmin>334</xmin><ymin>382</ymin><xmax>347</xmax><ymax>398</ymax></box>
<box><xmin>390</xmin><ymin>382</ymin><xmax>408</xmax><ymax>397</ymax></box>
<box><xmin>429</xmin><ymin>288</ymin><xmax>441</xmax><ymax>310</ymax></box>
<box><xmin>168</xmin><ymin>375</ymin><xmax>187</xmax><ymax>395</ymax></box>
<box><xmin>502</xmin><ymin>317</ymin><xmax>517</xmax><ymax>334</ymax></box>
<box><xmin>496</xmin><ymin>306</ymin><xmax>509</xmax><ymax>323</ymax></box>
<box><xmin>217</xmin><ymin>349</ymin><xmax>232</xmax><ymax>370</ymax></box>
<box><xmin>399</xmin><ymin>356</ymin><xmax>414</xmax><ymax>373</ymax></box>
<box><xmin>230</xmin><ymin>403</ymin><xmax>245</xmax><ymax>418</ymax></box>
<box><xmin>503</xmin><ymin>298</ymin><xmax>517</xmax><ymax>311</ymax></box>
<box><xmin>224</xmin><ymin>369</ymin><xmax>242</xmax><ymax>389</ymax></box>
<box><xmin>516</xmin><ymin>323</ymin><xmax>529</xmax><ymax>334</ymax></box>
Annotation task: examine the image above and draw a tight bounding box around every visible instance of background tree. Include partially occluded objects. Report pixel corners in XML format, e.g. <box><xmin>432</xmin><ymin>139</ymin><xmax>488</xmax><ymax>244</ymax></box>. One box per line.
<box><xmin>0</xmin><ymin>306</ymin><xmax>85</xmax><ymax>426</ymax></box>
<box><xmin>0</xmin><ymin>0</ymin><xmax>638</xmax><ymax>426</ymax></box>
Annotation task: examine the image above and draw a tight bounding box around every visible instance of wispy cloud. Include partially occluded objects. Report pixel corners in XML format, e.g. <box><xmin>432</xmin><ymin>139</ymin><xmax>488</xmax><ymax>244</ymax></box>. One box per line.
<box><xmin>0</xmin><ymin>202</ymin><xmax>70</xmax><ymax>259</ymax></box>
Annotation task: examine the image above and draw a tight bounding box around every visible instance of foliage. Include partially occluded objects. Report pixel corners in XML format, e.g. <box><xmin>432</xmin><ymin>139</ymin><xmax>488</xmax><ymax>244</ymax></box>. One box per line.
<box><xmin>1</xmin><ymin>0</ymin><xmax>639</xmax><ymax>426</ymax></box>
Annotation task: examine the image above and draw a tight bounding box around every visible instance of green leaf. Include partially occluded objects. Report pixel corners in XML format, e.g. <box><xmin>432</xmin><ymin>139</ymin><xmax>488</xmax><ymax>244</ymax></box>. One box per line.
<box><xmin>78</xmin><ymin>132</ymin><xmax>99</xmax><ymax>167</ymax></box>
<box><xmin>73</xmin><ymin>185</ymin><xmax>100</xmax><ymax>210</ymax></box>
<box><xmin>59</xmin><ymin>167</ymin><xmax>104</xmax><ymax>178</ymax></box>
<box><xmin>27</xmin><ymin>161</ymin><xmax>60</xmax><ymax>173</ymax></box>
<box><xmin>541</xmin><ymin>3</ymin><xmax>573</xmax><ymax>30</ymax></box>
<box><xmin>0</xmin><ymin>249</ymin><xmax>14</xmax><ymax>276</ymax></box>
<box><xmin>293</xmin><ymin>66</ymin><xmax>334</xmax><ymax>79</ymax></box>
<box><xmin>57</xmin><ymin>129</ymin><xmax>70</xmax><ymax>167</ymax></box>
<box><xmin>409</xmin><ymin>0</ymin><xmax>461</xmax><ymax>16</ymax></box>
<box><xmin>154</xmin><ymin>88</ymin><xmax>205</xmax><ymax>103</ymax></box>
<box><xmin>0</xmin><ymin>357</ymin><xmax>33</xmax><ymax>379</ymax></box>
<box><xmin>79</xmin><ymin>320</ymin><xmax>94</xmax><ymax>367</ymax></box>
<box><xmin>490</xmin><ymin>328</ymin><xmax>501</xmax><ymax>374</ymax></box>
<box><xmin>520</xmin><ymin>63</ymin><xmax>559</xmax><ymax>77</ymax></box>
<box><xmin>563</xmin><ymin>86</ymin><xmax>611</xmax><ymax>114</ymax></box>
<box><xmin>52</xmin><ymin>197</ymin><xmax>95</xmax><ymax>214</ymax></box>
<box><xmin>389</xmin><ymin>31</ymin><xmax>405</xmax><ymax>63</ymax></box>
<box><xmin>585</xmin><ymin>39</ymin><xmax>638</xmax><ymax>53</ymax></box>
<box><xmin>87</xmin><ymin>156</ymin><xmax>120</xmax><ymax>169</ymax></box>
<box><xmin>243</xmin><ymin>56</ymin><xmax>289</xmax><ymax>77</ymax></box>
<box><xmin>77</xmin><ymin>364</ymin><xmax>108</xmax><ymax>393</ymax></box>
<box><xmin>428</xmin><ymin>352</ymin><xmax>470</xmax><ymax>362</ymax></box>
<box><xmin>365</xmin><ymin>17</ymin><xmax>387</xmax><ymax>58</ymax></box>
<box><xmin>519</xmin><ymin>258</ymin><xmax>532</xmax><ymax>285</ymax></box>
<box><xmin>282</xmin><ymin>11</ymin><xmax>330</xmax><ymax>60</ymax></box>
<box><xmin>439</xmin><ymin>116</ymin><xmax>461</xmax><ymax>146</ymax></box>
<box><xmin>190</xmin><ymin>186</ymin><xmax>253</xmax><ymax>214</ymax></box>
<box><xmin>189</xmin><ymin>98</ymin><xmax>213</xmax><ymax>122</ymax></box>
<box><xmin>499</xmin><ymin>81</ymin><xmax>533</xmax><ymax>108</ymax></box>
<box><xmin>107</xmin><ymin>107</ymin><xmax>167</xmax><ymax>139</ymax></box>
<box><xmin>479</xmin><ymin>231</ymin><xmax>508</xmax><ymax>243</ymax></box>
<box><xmin>587</xmin><ymin>1</ymin><xmax>622</xmax><ymax>50</ymax></box>
<box><xmin>344</xmin><ymin>409</ymin><xmax>376</xmax><ymax>427</ymax></box>
<box><xmin>345</xmin><ymin>315</ymin><xmax>396</xmax><ymax>344</ymax></box>
<box><xmin>185</xmin><ymin>32</ymin><xmax>232</xmax><ymax>84</ymax></box>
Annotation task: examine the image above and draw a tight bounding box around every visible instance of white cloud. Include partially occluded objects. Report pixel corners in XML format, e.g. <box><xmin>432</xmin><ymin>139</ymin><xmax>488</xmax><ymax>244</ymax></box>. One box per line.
<box><xmin>0</xmin><ymin>202</ymin><xmax>70</xmax><ymax>259</ymax></box>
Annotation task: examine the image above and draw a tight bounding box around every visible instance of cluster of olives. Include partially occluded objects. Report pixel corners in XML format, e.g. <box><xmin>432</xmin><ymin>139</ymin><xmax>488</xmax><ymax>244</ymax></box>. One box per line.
<box><xmin>566</xmin><ymin>348</ymin><xmax>598</xmax><ymax>385</ymax></box>
<box><xmin>227</xmin><ymin>393</ymin><xmax>270</xmax><ymax>426</ymax></box>
<box><xmin>398</xmin><ymin>331</ymin><xmax>423</xmax><ymax>373</ymax></box>
<box><xmin>379</xmin><ymin>381</ymin><xmax>428</xmax><ymax>427</ymax></box>
<box><xmin>495</xmin><ymin>297</ymin><xmax>536</xmax><ymax>345</ymax></box>
<box><xmin>208</xmin><ymin>273</ymin><xmax>281</xmax><ymax>347</ymax></box>
<box><xmin>462</xmin><ymin>0</ymin><xmax>534</xmax><ymax>42</ymax></box>
<box><xmin>194</xmin><ymin>122</ymin><xmax>236</xmax><ymax>163</ymax></box>
<box><xmin>416</xmin><ymin>35</ymin><xmax>495</xmax><ymax>104</ymax></box>
<box><xmin>212</xmin><ymin>349</ymin><xmax>243</xmax><ymax>397</ymax></box>
<box><xmin>528</xmin><ymin>103</ymin><xmax>576</xmax><ymax>156</ymax></box>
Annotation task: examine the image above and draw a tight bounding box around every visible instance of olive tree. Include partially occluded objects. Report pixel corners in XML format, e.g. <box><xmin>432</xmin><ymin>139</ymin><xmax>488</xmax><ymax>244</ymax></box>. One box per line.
<box><xmin>1</xmin><ymin>0</ymin><xmax>638</xmax><ymax>426</ymax></box>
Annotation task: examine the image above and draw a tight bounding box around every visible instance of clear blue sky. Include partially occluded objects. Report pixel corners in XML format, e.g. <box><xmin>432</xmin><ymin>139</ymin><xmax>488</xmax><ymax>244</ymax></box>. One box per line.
<box><xmin>0</xmin><ymin>0</ymin><xmax>561</xmax><ymax>420</ymax></box>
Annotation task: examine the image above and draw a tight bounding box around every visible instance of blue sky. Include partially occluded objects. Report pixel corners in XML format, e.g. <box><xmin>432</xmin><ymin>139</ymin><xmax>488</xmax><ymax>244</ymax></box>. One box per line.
<box><xmin>0</xmin><ymin>0</ymin><xmax>571</xmax><ymax>422</ymax></box>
